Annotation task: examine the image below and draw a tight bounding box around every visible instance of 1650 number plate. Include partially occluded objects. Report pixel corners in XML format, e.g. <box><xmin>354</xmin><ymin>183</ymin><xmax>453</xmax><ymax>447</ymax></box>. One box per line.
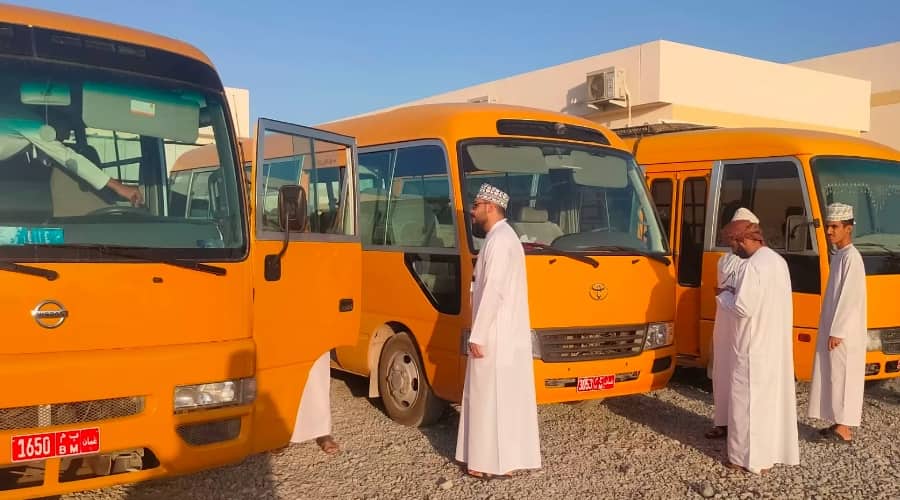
<box><xmin>11</xmin><ymin>428</ymin><xmax>100</xmax><ymax>463</ymax></box>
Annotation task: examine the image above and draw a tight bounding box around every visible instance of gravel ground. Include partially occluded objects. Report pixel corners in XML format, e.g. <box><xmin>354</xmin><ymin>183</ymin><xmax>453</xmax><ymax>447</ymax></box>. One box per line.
<box><xmin>63</xmin><ymin>370</ymin><xmax>899</xmax><ymax>500</ymax></box>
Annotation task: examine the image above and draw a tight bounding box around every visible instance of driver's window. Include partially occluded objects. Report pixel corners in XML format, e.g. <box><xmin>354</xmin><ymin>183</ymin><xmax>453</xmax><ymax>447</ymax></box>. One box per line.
<box><xmin>716</xmin><ymin>161</ymin><xmax>808</xmax><ymax>251</ymax></box>
<box><xmin>260</xmin><ymin>159</ymin><xmax>301</xmax><ymax>232</ymax></box>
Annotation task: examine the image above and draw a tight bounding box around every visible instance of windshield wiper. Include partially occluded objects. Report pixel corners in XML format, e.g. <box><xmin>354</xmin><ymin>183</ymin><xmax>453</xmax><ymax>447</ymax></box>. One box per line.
<box><xmin>523</xmin><ymin>242</ymin><xmax>599</xmax><ymax>268</ymax></box>
<box><xmin>30</xmin><ymin>244</ymin><xmax>227</xmax><ymax>276</ymax></box>
<box><xmin>579</xmin><ymin>245</ymin><xmax>671</xmax><ymax>265</ymax></box>
<box><xmin>0</xmin><ymin>261</ymin><xmax>59</xmax><ymax>281</ymax></box>
<box><xmin>854</xmin><ymin>243</ymin><xmax>900</xmax><ymax>260</ymax></box>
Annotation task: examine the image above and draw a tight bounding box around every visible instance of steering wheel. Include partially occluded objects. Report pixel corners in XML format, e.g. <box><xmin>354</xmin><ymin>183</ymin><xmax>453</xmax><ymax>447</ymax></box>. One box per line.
<box><xmin>87</xmin><ymin>205</ymin><xmax>150</xmax><ymax>216</ymax></box>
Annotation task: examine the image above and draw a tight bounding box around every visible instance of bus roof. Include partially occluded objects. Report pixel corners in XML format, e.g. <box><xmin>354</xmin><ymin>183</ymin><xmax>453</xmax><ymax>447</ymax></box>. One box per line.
<box><xmin>625</xmin><ymin>127</ymin><xmax>900</xmax><ymax>165</ymax></box>
<box><xmin>173</xmin><ymin>104</ymin><xmax>633</xmax><ymax>173</ymax></box>
<box><xmin>172</xmin><ymin>138</ymin><xmax>253</xmax><ymax>173</ymax></box>
<box><xmin>320</xmin><ymin>103</ymin><xmax>630</xmax><ymax>151</ymax></box>
<box><xmin>1</xmin><ymin>4</ymin><xmax>214</xmax><ymax>67</ymax></box>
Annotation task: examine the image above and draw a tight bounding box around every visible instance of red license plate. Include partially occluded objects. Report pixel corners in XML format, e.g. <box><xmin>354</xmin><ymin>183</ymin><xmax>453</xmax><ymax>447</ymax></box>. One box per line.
<box><xmin>576</xmin><ymin>375</ymin><xmax>615</xmax><ymax>392</ymax></box>
<box><xmin>11</xmin><ymin>428</ymin><xmax>100</xmax><ymax>463</ymax></box>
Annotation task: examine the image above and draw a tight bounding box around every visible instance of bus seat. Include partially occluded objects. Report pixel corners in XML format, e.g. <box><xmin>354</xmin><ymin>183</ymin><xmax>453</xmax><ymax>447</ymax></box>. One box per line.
<box><xmin>0</xmin><ymin>149</ymin><xmax>53</xmax><ymax>222</ymax></box>
<box><xmin>359</xmin><ymin>190</ymin><xmax>384</xmax><ymax>244</ymax></box>
<box><xmin>50</xmin><ymin>166</ymin><xmax>108</xmax><ymax>216</ymax></box>
<box><xmin>511</xmin><ymin>206</ymin><xmax>563</xmax><ymax>244</ymax></box>
<box><xmin>388</xmin><ymin>195</ymin><xmax>436</xmax><ymax>246</ymax></box>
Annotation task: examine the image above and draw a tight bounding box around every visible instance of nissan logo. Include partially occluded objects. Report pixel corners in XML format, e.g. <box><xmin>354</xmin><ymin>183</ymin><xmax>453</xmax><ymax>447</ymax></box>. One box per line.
<box><xmin>589</xmin><ymin>283</ymin><xmax>608</xmax><ymax>301</ymax></box>
<box><xmin>31</xmin><ymin>300</ymin><xmax>68</xmax><ymax>329</ymax></box>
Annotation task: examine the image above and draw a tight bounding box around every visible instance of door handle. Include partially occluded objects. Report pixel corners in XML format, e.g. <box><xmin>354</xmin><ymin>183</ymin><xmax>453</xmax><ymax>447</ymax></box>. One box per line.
<box><xmin>339</xmin><ymin>298</ymin><xmax>354</xmax><ymax>312</ymax></box>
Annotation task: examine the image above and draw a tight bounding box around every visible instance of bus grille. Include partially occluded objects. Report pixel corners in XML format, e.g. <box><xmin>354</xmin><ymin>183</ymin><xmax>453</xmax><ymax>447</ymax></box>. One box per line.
<box><xmin>0</xmin><ymin>397</ymin><xmax>144</xmax><ymax>431</ymax></box>
<box><xmin>882</xmin><ymin>328</ymin><xmax>900</xmax><ymax>355</ymax></box>
<box><xmin>537</xmin><ymin>326</ymin><xmax>646</xmax><ymax>362</ymax></box>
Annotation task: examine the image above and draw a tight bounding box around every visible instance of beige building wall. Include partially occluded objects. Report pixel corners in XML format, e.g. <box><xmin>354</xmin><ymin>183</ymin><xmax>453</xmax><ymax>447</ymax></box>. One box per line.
<box><xmin>793</xmin><ymin>42</ymin><xmax>900</xmax><ymax>150</ymax></box>
<box><xmin>196</xmin><ymin>86</ymin><xmax>250</xmax><ymax>144</ymax></box>
<box><xmin>224</xmin><ymin>87</ymin><xmax>251</xmax><ymax>138</ymax></box>
<box><xmin>346</xmin><ymin>40</ymin><xmax>872</xmax><ymax>137</ymax></box>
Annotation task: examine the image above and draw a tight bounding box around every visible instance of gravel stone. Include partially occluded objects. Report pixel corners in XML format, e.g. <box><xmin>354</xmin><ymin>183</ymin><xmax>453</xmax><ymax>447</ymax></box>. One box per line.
<box><xmin>61</xmin><ymin>371</ymin><xmax>900</xmax><ymax>500</ymax></box>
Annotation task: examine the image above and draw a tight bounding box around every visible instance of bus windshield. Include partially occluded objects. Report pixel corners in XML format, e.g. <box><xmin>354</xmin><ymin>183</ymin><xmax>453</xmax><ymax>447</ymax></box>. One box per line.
<box><xmin>812</xmin><ymin>156</ymin><xmax>900</xmax><ymax>266</ymax></box>
<box><xmin>459</xmin><ymin>139</ymin><xmax>667</xmax><ymax>255</ymax></box>
<box><xmin>0</xmin><ymin>58</ymin><xmax>245</xmax><ymax>261</ymax></box>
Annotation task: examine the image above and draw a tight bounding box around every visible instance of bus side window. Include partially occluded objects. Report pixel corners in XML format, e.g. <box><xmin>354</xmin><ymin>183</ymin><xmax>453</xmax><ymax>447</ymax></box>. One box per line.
<box><xmin>187</xmin><ymin>170</ymin><xmax>213</xmax><ymax>218</ymax></box>
<box><xmin>650</xmin><ymin>179</ymin><xmax>673</xmax><ymax>241</ymax></box>
<box><xmin>390</xmin><ymin>145</ymin><xmax>455</xmax><ymax>249</ymax></box>
<box><xmin>678</xmin><ymin>177</ymin><xmax>707</xmax><ymax>287</ymax></box>
<box><xmin>358</xmin><ymin>150</ymin><xmax>394</xmax><ymax>246</ymax></box>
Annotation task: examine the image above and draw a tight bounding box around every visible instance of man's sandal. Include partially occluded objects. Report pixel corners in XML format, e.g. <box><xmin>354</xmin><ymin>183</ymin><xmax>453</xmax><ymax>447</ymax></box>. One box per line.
<box><xmin>818</xmin><ymin>424</ymin><xmax>838</xmax><ymax>436</ymax></box>
<box><xmin>818</xmin><ymin>427</ymin><xmax>851</xmax><ymax>444</ymax></box>
<box><xmin>724</xmin><ymin>462</ymin><xmax>770</xmax><ymax>475</ymax></box>
<box><xmin>316</xmin><ymin>435</ymin><xmax>340</xmax><ymax>454</ymax></box>
<box><xmin>704</xmin><ymin>426</ymin><xmax>727</xmax><ymax>439</ymax></box>
<box><xmin>466</xmin><ymin>470</ymin><xmax>511</xmax><ymax>481</ymax></box>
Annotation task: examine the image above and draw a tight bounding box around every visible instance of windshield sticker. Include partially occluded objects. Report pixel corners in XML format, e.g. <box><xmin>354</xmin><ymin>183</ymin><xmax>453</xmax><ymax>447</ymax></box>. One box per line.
<box><xmin>130</xmin><ymin>99</ymin><xmax>156</xmax><ymax>117</ymax></box>
<box><xmin>0</xmin><ymin>226</ymin><xmax>64</xmax><ymax>245</ymax></box>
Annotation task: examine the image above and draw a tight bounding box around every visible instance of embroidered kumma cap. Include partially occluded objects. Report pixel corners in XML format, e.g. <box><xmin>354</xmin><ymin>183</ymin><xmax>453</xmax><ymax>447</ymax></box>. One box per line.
<box><xmin>825</xmin><ymin>203</ymin><xmax>854</xmax><ymax>223</ymax></box>
<box><xmin>475</xmin><ymin>183</ymin><xmax>510</xmax><ymax>209</ymax></box>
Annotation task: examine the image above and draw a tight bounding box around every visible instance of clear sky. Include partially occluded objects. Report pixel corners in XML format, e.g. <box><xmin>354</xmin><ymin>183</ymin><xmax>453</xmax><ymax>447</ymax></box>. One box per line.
<box><xmin>20</xmin><ymin>0</ymin><xmax>900</xmax><ymax>125</ymax></box>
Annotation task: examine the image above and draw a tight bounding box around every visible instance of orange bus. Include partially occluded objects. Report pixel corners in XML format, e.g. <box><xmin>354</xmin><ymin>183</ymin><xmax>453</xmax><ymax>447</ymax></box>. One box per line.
<box><xmin>0</xmin><ymin>6</ymin><xmax>360</xmax><ymax>498</ymax></box>
<box><xmin>318</xmin><ymin>104</ymin><xmax>677</xmax><ymax>426</ymax></box>
<box><xmin>621</xmin><ymin>124</ymin><xmax>900</xmax><ymax>381</ymax></box>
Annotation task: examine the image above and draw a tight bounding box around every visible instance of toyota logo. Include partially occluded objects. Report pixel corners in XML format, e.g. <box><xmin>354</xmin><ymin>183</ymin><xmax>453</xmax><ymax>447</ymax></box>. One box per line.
<box><xmin>589</xmin><ymin>283</ymin><xmax>608</xmax><ymax>301</ymax></box>
<box><xmin>31</xmin><ymin>300</ymin><xmax>68</xmax><ymax>329</ymax></box>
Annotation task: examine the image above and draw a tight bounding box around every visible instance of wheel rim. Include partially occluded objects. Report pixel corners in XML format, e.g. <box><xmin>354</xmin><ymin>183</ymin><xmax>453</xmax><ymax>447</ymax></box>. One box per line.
<box><xmin>385</xmin><ymin>349</ymin><xmax>421</xmax><ymax>409</ymax></box>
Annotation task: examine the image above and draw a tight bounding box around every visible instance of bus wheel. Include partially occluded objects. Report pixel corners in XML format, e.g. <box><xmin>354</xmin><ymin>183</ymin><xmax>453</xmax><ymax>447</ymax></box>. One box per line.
<box><xmin>378</xmin><ymin>332</ymin><xmax>446</xmax><ymax>427</ymax></box>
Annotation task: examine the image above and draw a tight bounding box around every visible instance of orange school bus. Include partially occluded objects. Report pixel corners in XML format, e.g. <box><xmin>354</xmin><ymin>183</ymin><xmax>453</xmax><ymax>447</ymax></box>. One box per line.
<box><xmin>621</xmin><ymin>124</ymin><xmax>900</xmax><ymax>381</ymax></box>
<box><xmin>0</xmin><ymin>5</ymin><xmax>360</xmax><ymax>498</ymax></box>
<box><xmin>318</xmin><ymin>103</ymin><xmax>677</xmax><ymax>426</ymax></box>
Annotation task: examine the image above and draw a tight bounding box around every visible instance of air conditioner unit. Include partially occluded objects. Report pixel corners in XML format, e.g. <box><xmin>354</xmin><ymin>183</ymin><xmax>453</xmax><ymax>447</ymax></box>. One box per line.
<box><xmin>586</xmin><ymin>67</ymin><xmax>626</xmax><ymax>104</ymax></box>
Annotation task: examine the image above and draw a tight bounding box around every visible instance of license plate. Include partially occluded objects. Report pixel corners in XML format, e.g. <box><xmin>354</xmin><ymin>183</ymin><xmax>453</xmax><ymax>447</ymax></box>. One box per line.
<box><xmin>11</xmin><ymin>428</ymin><xmax>100</xmax><ymax>463</ymax></box>
<box><xmin>576</xmin><ymin>375</ymin><xmax>615</xmax><ymax>392</ymax></box>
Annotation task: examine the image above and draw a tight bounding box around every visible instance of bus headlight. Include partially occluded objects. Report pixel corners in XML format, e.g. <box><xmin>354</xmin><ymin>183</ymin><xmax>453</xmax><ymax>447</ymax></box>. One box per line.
<box><xmin>531</xmin><ymin>329</ymin><xmax>542</xmax><ymax>359</ymax></box>
<box><xmin>867</xmin><ymin>329</ymin><xmax>883</xmax><ymax>352</ymax></box>
<box><xmin>645</xmin><ymin>322</ymin><xmax>675</xmax><ymax>350</ymax></box>
<box><xmin>174</xmin><ymin>377</ymin><xmax>256</xmax><ymax>413</ymax></box>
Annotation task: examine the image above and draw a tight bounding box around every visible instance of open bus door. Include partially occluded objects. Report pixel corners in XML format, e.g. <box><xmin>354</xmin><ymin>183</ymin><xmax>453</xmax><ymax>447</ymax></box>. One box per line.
<box><xmin>249</xmin><ymin>119</ymin><xmax>362</xmax><ymax>453</ymax></box>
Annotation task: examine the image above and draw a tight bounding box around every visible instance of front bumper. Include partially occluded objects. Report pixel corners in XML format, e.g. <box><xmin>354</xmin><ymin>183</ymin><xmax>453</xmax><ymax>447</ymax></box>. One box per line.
<box><xmin>533</xmin><ymin>345</ymin><xmax>676</xmax><ymax>404</ymax></box>
<box><xmin>0</xmin><ymin>339</ymin><xmax>256</xmax><ymax>498</ymax></box>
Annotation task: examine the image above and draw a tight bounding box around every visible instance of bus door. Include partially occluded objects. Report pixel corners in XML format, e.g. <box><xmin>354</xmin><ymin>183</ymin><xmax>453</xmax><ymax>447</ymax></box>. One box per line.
<box><xmin>670</xmin><ymin>171</ymin><xmax>710</xmax><ymax>361</ymax></box>
<box><xmin>249</xmin><ymin>119</ymin><xmax>361</xmax><ymax>452</ymax></box>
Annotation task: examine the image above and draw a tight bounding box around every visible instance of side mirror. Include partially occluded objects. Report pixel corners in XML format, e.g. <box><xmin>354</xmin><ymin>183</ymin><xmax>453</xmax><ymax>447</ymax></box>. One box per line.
<box><xmin>785</xmin><ymin>215</ymin><xmax>809</xmax><ymax>253</ymax></box>
<box><xmin>265</xmin><ymin>185</ymin><xmax>307</xmax><ymax>282</ymax></box>
<box><xmin>277</xmin><ymin>185</ymin><xmax>307</xmax><ymax>232</ymax></box>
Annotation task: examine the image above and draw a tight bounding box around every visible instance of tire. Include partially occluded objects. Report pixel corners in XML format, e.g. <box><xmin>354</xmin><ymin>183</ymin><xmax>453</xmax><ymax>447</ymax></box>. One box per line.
<box><xmin>377</xmin><ymin>332</ymin><xmax>447</xmax><ymax>427</ymax></box>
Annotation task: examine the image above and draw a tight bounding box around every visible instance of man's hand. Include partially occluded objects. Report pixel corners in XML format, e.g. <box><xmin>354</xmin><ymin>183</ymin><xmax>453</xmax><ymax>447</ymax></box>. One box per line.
<box><xmin>468</xmin><ymin>342</ymin><xmax>485</xmax><ymax>359</ymax></box>
<box><xmin>107</xmin><ymin>179</ymin><xmax>144</xmax><ymax>207</ymax></box>
<box><xmin>828</xmin><ymin>336</ymin><xmax>843</xmax><ymax>351</ymax></box>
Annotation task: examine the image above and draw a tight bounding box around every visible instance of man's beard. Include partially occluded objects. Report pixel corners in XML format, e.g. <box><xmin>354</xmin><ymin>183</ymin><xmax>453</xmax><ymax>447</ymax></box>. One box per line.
<box><xmin>735</xmin><ymin>246</ymin><xmax>750</xmax><ymax>259</ymax></box>
<box><xmin>472</xmin><ymin>220</ymin><xmax>487</xmax><ymax>239</ymax></box>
